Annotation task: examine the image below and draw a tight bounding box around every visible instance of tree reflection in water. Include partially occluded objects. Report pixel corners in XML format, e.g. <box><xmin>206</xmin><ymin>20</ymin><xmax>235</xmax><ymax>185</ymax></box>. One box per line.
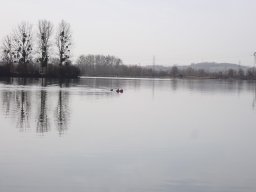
<box><xmin>1</xmin><ymin>90</ymin><xmax>13</xmax><ymax>116</ymax></box>
<box><xmin>0</xmin><ymin>78</ymin><xmax>71</xmax><ymax>135</ymax></box>
<box><xmin>37</xmin><ymin>78</ymin><xmax>50</xmax><ymax>134</ymax></box>
<box><xmin>16</xmin><ymin>80</ymin><xmax>31</xmax><ymax>131</ymax></box>
<box><xmin>1</xmin><ymin>77</ymin><xmax>255</xmax><ymax>135</ymax></box>
<box><xmin>55</xmin><ymin>81</ymin><xmax>70</xmax><ymax>135</ymax></box>
<box><xmin>253</xmin><ymin>85</ymin><xmax>256</xmax><ymax>110</ymax></box>
<box><xmin>1</xmin><ymin>78</ymin><xmax>15</xmax><ymax>116</ymax></box>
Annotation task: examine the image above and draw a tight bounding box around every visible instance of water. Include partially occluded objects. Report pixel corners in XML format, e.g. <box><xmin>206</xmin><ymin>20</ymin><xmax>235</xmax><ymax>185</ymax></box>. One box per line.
<box><xmin>0</xmin><ymin>77</ymin><xmax>256</xmax><ymax>192</ymax></box>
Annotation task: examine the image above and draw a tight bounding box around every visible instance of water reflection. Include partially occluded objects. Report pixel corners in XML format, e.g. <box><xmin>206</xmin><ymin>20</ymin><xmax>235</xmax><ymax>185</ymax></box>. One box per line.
<box><xmin>1</xmin><ymin>77</ymin><xmax>256</xmax><ymax>192</ymax></box>
<box><xmin>0</xmin><ymin>78</ymin><xmax>123</xmax><ymax>135</ymax></box>
<box><xmin>17</xmin><ymin>89</ymin><xmax>31</xmax><ymax>131</ymax></box>
<box><xmin>1</xmin><ymin>89</ymin><xmax>13</xmax><ymax>116</ymax></box>
<box><xmin>252</xmin><ymin>85</ymin><xmax>256</xmax><ymax>110</ymax></box>
<box><xmin>36</xmin><ymin>79</ymin><xmax>49</xmax><ymax>134</ymax></box>
<box><xmin>55</xmin><ymin>82</ymin><xmax>70</xmax><ymax>135</ymax></box>
<box><xmin>0</xmin><ymin>77</ymin><xmax>256</xmax><ymax>135</ymax></box>
<box><xmin>0</xmin><ymin>78</ymin><xmax>72</xmax><ymax>135</ymax></box>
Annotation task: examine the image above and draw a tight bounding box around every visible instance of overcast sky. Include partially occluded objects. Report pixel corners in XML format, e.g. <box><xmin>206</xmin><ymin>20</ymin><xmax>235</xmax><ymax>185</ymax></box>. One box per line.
<box><xmin>0</xmin><ymin>0</ymin><xmax>256</xmax><ymax>66</ymax></box>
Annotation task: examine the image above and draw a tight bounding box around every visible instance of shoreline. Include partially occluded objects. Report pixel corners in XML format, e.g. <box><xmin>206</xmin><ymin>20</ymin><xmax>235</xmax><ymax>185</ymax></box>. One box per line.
<box><xmin>0</xmin><ymin>75</ymin><xmax>255</xmax><ymax>81</ymax></box>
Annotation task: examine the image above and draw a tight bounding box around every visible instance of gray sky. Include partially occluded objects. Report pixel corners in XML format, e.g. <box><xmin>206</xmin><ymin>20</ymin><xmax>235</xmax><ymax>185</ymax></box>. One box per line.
<box><xmin>0</xmin><ymin>0</ymin><xmax>256</xmax><ymax>66</ymax></box>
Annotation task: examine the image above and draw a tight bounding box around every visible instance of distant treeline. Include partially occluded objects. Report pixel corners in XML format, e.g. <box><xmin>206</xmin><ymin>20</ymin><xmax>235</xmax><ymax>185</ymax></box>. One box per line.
<box><xmin>77</xmin><ymin>54</ymin><xmax>154</xmax><ymax>77</ymax></box>
<box><xmin>0</xmin><ymin>20</ymin><xmax>80</xmax><ymax>78</ymax></box>
<box><xmin>1</xmin><ymin>20</ymin><xmax>255</xmax><ymax>80</ymax></box>
<box><xmin>169</xmin><ymin>66</ymin><xmax>256</xmax><ymax>80</ymax></box>
<box><xmin>77</xmin><ymin>54</ymin><xmax>256</xmax><ymax>80</ymax></box>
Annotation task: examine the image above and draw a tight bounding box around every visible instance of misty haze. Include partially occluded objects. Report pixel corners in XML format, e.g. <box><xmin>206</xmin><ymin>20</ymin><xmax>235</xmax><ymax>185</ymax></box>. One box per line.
<box><xmin>0</xmin><ymin>0</ymin><xmax>256</xmax><ymax>192</ymax></box>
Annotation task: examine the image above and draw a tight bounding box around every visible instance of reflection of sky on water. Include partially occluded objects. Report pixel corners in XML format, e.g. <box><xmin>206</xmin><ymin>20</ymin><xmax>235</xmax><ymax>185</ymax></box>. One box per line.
<box><xmin>0</xmin><ymin>78</ymin><xmax>121</xmax><ymax>135</ymax></box>
<box><xmin>0</xmin><ymin>78</ymin><xmax>256</xmax><ymax>135</ymax></box>
<box><xmin>0</xmin><ymin>77</ymin><xmax>256</xmax><ymax>192</ymax></box>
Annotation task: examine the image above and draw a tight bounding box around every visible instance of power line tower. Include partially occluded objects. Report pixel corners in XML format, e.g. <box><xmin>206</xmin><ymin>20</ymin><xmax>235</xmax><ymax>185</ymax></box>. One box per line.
<box><xmin>253</xmin><ymin>52</ymin><xmax>256</xmax><ymax>68</ymax></box>
<box><xmin>153</xmin><ymin>56</ymin><xmax>156</xmax><ymax>78</ymax></box>
<box><xmin>253</xmin><ymin>52</ymin><xmax>256</xmax><ymax>109</ymax></box>
<box><xmin>152</xmin><ymin>56</ymin><xmax>156</xmax><ymax>99</ymax></box>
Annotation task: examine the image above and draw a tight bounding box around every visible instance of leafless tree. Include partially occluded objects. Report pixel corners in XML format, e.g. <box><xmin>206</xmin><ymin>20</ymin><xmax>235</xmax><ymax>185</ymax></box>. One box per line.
<box><xmin>1</xmin><ymin>35</ymin><xmax>14</xmax><ymax>71</ymax></box>
<box><xmin>37</xmin><ymin>20</ymin><xmax>53</xmax><ymax>74</ymax></box>
<box><xmin>56</xmin><ymin>20</ymin><xmax>72</xmax><ymax>67</ymax></box>
<box><xmin>13</xmin><ymin>22</ymin><xmax>33</xmax><ymax>73</ymax></box>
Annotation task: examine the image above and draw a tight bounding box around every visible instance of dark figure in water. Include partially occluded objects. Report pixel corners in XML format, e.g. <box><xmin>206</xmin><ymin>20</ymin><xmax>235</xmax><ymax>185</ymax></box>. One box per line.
<box><xmin>116</xmin><ymin>89</ymin><xmax>124</xmax><ymax>93</ymax></box>
<box><xmin>110</xmin><ymin>89</ymin><xmax>113</xmax><ymax>91</ymax></box>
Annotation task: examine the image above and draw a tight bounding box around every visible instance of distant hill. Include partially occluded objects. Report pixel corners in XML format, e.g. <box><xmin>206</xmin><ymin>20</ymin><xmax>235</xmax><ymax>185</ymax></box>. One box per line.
<box><xmin>146</xmin><ymin>62</ymin><xmax>250</xmax><ymax>72</ymax></box>
<box><xmin>188</xmin><ymin>62</ymin><xmax>249</xmax><ymax>72</ymax></box>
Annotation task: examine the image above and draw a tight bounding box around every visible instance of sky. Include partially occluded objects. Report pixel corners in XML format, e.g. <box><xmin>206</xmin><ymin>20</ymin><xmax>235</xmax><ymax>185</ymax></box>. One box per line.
<box><xmin>0</xmin><ymin>0</ymin><xmax>256</xmax><ymax>66</ymax></box>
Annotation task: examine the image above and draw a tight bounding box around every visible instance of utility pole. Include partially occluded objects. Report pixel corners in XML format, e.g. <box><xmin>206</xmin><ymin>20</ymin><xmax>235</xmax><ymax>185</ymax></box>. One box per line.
<box><xmin>153</xmin><ymin>56</ymin><xmax>155</xmax><ymax>78</ymax></box>
<box><xmin>253</xmin><ymin>52</ymin><xmax>256</xmax><ymax>109</ymax></box>
<box><xmin>253</xmin><ymin>52</ymin><xmax>256</xmax><ymax>79</ymax></box>
<box><xmin>152</xmin><ymin>56</ymin><xmax>156</xmax><ymax>99</ymax></box>
<box><xmin>253</xmin><ymin>52</ymin><xmax>256</xmax><ymax>68</ymax></box>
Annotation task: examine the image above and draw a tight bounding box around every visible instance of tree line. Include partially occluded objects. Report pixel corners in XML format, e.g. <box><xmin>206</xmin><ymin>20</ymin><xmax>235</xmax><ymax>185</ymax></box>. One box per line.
<box><xmin>0</xmin><ymin>20</ymin><xmax>79</xmax><ymax>78</ymax></box>
<box><xmin>77</xmin><ymin>54</ymin><xmax>155</xmax><ymax>77</ymax></box>
<box><xmin>1</xmin><ymin>20</ymin><xmax>256</xmax><ymax>80</ymax></box>
<box><xmin>76</xmin><ymin>54</ymin><xmax>256</xmax><ymax>80</ymax></box>
<box><xmin>168</xmin><ymin>66</ymin><xmax>256</xmax><ymax>80</ymax></box>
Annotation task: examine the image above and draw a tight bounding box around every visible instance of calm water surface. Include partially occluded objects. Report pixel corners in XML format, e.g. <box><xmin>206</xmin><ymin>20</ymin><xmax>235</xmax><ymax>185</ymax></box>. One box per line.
<box><xmin>0</xmin><ymin>77</ymin><xmax>256</xmax><ymax>192</ymax></box>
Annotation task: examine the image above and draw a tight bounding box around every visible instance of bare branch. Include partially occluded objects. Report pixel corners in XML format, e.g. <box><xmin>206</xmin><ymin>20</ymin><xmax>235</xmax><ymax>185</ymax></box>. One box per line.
<box><xmin>37</xmin><ymin>20</ymin><xmax>53</xmax><ymax>69</ymax></box>
<box><xmin>1</xmin><ymin>35</ymin><xmax>14</xmax><ymax>65</ymax></box>
<box><xmin>13</xmin><ymin>22</ymin><xmax>33</xmax><ymax>66</ymax></box>
<box><xmin>56</xmin><ymin>20</ymin><xmax>72</xmax><ymax>67</ymax></box>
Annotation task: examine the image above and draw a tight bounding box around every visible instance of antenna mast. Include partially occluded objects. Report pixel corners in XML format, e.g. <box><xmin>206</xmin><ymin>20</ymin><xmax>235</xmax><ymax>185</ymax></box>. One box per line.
<box><xmin>253</xmin><ymin>52</ymin><xmax>256</xmax><ymax>67</ymax></box>
<box><xmin>153</xmin><ymin>56</ymin><xmax>155</xmax><ymax>77</ymax></box>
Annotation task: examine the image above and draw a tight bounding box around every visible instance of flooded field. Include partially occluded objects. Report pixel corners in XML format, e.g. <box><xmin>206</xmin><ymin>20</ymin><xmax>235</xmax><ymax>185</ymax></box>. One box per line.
<box><xmin>0</xmin><ymin>77</ymin><xmax>255</xmax><ymax>192</ymax></box>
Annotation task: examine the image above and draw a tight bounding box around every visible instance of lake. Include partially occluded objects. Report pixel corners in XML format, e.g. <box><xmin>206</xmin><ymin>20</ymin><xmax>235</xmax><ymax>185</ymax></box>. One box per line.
<box><xmin>0</xmin><ymin>77</ymin><xmax>255</xmax><ymax>192</ymax></box>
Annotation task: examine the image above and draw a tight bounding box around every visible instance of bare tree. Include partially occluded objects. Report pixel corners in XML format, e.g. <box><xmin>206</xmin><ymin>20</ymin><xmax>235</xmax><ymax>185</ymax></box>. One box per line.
<box><xmin>56</xmin><ymin>20</ymin><xmax>71</xmax><ymax>68</ymax></box>
<box><xmin>37</xmin><ymin>20</ymin><xmax>53</xmax><ymax>74</ymax></box>
<box><xmin>170</xmin><ymin>66</ymin><xmax>179</xmax><ymax>78</ymax></box>
<box><xmin>13</xmin><ymin>22</ymin><xmax>33</xmax><ymax>74</ymax></box>
<box><xmin>1</xmin><ymin>35</ymin><xmax>14</xmax><ymax>72</ymax></box>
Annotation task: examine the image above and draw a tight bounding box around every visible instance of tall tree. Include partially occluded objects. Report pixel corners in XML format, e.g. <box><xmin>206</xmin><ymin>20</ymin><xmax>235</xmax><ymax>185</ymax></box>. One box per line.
<box><xmin>56</xmin><ymin>20</ymin><xmax>71</xmax><ymax>68</ymax></box>
<box><xmin>37</xmin><ymin>20</ymin><xmax>53</xmax><ymax>74</ymax></box>
<box><xmin>1</xmin><ymin>35</ymin><xmax>14</xmax><ymax>73</ymax></box>
<box><xmin>170</xmin><ymin>66</ymin><xmax>179</xmax><ymax>77</ymax></box>
<box><xmin>13</xmin><ymin>22</ymin><xmax>33</xmax><ymax>74</ymax></box>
